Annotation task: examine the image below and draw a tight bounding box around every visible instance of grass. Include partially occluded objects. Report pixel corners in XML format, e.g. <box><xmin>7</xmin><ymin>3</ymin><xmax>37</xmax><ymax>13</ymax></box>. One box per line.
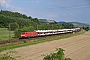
<box><xmin>0</xmin><ymin>28</ymin><xmax>14</xmax><ymax>42</ymax></box>
<box><xmin>0</xmin><ymin>30</ymin><xmax>85</xmax><ymax>52</ymax></box>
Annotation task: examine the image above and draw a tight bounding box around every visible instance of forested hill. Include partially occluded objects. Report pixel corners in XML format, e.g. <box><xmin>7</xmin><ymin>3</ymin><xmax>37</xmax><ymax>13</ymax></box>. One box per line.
<box><xmin>68</xmin><ymin>22</ymin><xmax>89</xmax><ymax>27</ymax></box>
<box><xmin>0</xmin><ymin>10</ymin><xmax>40</xmax><ymax>28</ymax></box>
<box><xmin>0</xmin><ymin>10</ymin><xmax>63</xmax><ymax>30</ymax></box>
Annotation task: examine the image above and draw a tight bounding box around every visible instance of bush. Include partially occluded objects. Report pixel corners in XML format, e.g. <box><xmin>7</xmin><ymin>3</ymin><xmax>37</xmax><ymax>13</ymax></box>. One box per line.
<box><xmin>14</xmin><ymin>29</ymin><xmax>21</xmax><ymax>38</ymax></box>
<box><xmin>0</xmin><ymin>50</ymin><xmax>20</xmax><ymax>60</ymax></box>
<box><xmin>43</xmin><ymin>48</ymin><xmax>71</xmax><ymax>60</ymax></box>
<box><xmin>83</xmin><ymin>27</ymin><xmax>89</xmax><ymax>31</ymax></box>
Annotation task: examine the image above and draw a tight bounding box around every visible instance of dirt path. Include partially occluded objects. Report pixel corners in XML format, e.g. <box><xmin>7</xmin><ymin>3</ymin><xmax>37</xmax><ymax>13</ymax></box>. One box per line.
<box><xmin>15</xmin><ymin>31</ymin><xmax>90</xmax><ymax>60</ymax></box>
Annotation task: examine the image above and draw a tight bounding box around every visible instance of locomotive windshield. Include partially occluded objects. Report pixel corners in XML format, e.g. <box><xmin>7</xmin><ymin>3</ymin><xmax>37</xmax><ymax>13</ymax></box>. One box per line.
<box><xmin>21</xmin><ymin>32</ymin><xmax>25</xmax><ymax>34</ymax></box>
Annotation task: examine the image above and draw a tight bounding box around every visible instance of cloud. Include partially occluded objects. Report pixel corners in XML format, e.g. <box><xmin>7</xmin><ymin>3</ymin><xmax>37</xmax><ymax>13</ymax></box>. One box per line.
<box><xmin>0</xmin><ymin>0</ymin><xmax>10</xmax><ymax>8</ymax></box>
<box><xmin>0</xmin><ymin>0</ymin><xmax>33</xmax><ymax>15</ymax></box>
<box><xmin>0</xmin><ymin>0</ymin><xmax>37</xmax><ymax>19</ymax></box>
<box><xmin>87</xmin><ymin>0</ymin><xmax>90</xmax><ymax>5</ymax></box>
<box><xmin>0</xmin><ymin>0</ymin><xmax>17</xmax><ymax>11</ymax></box>
<box><xmin>63</xmin><ymin>14</ymin><xmax>67</xmax><ymax>16</ymax></box>
<box><xmin>70</xmin><ymin>13</ymin><xmax>72</xmax><ymax>15</ymax></box>
<box><xmin>57</xmin><ymin>5</ymin><xmax>90</xmax><ymax>10</ymax></box>
<box><xmin>70</xmin><ymin>5</ymin><xmax>90</xmax><ymax>9</ymax></box>
<box><xmin>67</xmin><ymin>4</ymin><xmax>89</xmax><ymax>9</ymax></box>
<box><xmin>0</xmin><ymin>0</ymin><xmax>6</xmax><ymax>4</ymax></box>
<box><xmin>31</xmin><ymin>1</ymin><xmax>40</xmax><ymax>4</ymax></box>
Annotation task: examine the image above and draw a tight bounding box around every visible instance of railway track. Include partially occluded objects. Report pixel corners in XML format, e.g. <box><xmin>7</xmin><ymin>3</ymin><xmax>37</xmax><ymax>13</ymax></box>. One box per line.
<box><xmin>0</xmin><ymin>38</ymin><xmax>36</xmax><ymax>45</ymax></box>
<box><xmin>0</xmin><ymin>34</ymin><xmax>61</xmax><ymax>45</ymax></box>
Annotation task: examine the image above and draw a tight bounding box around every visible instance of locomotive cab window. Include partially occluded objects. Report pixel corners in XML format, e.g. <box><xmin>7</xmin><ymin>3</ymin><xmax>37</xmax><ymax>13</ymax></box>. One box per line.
<box><xmin>21</xmin><ymin>32</ymin><xmax>25</xmax><ymax>34</ymax></box>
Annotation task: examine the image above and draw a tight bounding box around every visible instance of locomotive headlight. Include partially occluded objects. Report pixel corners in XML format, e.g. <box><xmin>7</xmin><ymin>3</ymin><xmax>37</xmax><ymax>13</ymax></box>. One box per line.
<box><xmin>21</xmin><ymin>35</ymin><xmax>25</xmax><ymax>36</ymax></box>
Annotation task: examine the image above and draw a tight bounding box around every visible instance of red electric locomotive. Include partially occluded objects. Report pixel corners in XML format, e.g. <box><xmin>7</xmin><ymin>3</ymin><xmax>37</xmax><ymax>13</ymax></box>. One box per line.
<box><xmin>21</xmin><ymin>32</ymin><xmax>38</xmax><ymax>38</ymax></box>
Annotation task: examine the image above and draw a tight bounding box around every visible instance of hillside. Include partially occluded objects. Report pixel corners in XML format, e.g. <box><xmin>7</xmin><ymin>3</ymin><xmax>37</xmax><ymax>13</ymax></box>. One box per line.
<box><xmin>39</xmin><ymin>19</ymin><xmax>56</xmax><ymax>23</ymax></box>
<box><xmin>57</xmin><ymin>21</ymin><xmax>66</xmax><ymax>24</ymax></box>
<box><xmin>57</xmin><ymin>21</ymin><xmax>89</xmax><ymax>28</ymax></box>
<box><xmin>39</xmin><ymin>19</ymin><xmax>47</xmax><ymax>23</ymax></box>
<box><xmin>0</xmin><ymin>10</ymin><xmax>65</xmax><ymax>31</ymax></box>
<box><xmin>0</xmin><ymin>10</ymin><xmax>40</xmax><ymax>28</ymax></box>
<box><xmin>68</xmin><ymin>22</ymin><xmax>89</xmax><ymax>27</ymax></box>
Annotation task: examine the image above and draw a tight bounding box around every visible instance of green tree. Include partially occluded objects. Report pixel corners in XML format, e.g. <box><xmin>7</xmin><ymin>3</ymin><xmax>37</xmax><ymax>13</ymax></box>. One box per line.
<box><xmin>14</xmin><ymin>26</ymin><xmax>34</xmax><ymax>38</ymax></box>
<box><xmin>28</xmin><ymin>16</ymin><xmax>32</xmax><ymax>19</ymax></box>
<box><xmin>9</xmin><ymin>22</ymin><xmax>19</xmax><ymax>31</ymax></box>
<box><xmin>21</xmin><ymin>26</ymin><xmax>34</xmax><ymax>32</ymax></box>
<box><xmin>14</xmin><ymin>29</ymin><xmax>21</xmax><ymax>38</ymax></box>
<box><xmin>62</xmin><ymin>23</ymin><xmax>74</xmax><ymax>29</ymax></box>
<box><xmin>83</xmin><ymin>27</ymin><xmax>89</xmax><ymax>31</ymax></box>
<box><xmin>43</xmin><ymin>48</ymin><xmax>71</xmax><ymax>60</ymax></box>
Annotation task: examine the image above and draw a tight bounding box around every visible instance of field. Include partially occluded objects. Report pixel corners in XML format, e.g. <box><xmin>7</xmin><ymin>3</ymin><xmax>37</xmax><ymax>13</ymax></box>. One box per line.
<box><xmin>0</xmin><ymin>30</ymin><xmax>89</xmax><ymax>60</ymax></box>
<box><xmin>0</xmin><ymin>28</ymin><xmax>14</xmax><ymax>42</ymax></box>
<box><xmin>12</xmin><ymin>31</ymin><xmax>90</xmax><ymax>60</ymax></box>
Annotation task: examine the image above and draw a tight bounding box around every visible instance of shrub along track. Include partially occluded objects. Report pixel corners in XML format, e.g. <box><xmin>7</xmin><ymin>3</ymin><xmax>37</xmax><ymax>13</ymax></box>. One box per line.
<box><xmin>12</xmin><ymin>31</ymin><xmax>90</xmax><ymax>60</ymax></box>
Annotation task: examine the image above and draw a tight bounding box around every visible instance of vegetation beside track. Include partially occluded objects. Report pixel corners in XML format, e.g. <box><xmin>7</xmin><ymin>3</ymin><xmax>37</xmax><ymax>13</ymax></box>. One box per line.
<box><xmin>0</xmin><ymin>28</ymin><xmax>14</xmax><ymax>42</ymax></box>
<box><xmin>0</xmin><ymin>30</ymin><xmax>85</xmax><ymax>52</ymax></box>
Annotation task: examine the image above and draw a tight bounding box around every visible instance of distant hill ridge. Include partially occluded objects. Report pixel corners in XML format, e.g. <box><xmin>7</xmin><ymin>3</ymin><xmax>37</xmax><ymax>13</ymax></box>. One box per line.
<box><xmin>57</xmin><ymin>21</ymin><xmax>66</xmax><ymax>24</ymax></box>
<box><xmin>39</xmin><ymin>19</ymin><xmax>55</xmax><ymax>23</ymax></box>
<box><xmin>68</xmin><ymin>22</ymin><xmax>89</xmax><ymax>27</ymax></box>
<box><xmin>39</xmin><ymin>19</ymin><xmax>89</xmax><ymax>27</ymax></box>
<box><xmin>57</xmin><ymin>21</ymin><xmax>89</xmax><ymax>27</ymax></box>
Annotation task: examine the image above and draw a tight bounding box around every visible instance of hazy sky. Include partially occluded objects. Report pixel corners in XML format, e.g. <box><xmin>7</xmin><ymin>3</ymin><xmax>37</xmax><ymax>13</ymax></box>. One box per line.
<box><xmin>0</xmin><ymin>0</ymin><xmax>90</xmax><ymax>23</ymax></box>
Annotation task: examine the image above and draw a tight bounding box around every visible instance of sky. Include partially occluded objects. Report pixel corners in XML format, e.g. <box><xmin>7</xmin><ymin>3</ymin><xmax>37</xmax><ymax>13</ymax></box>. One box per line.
<box><xmin>0</xmin><ymin>0</ymin><xmax>90</xmax><ymax>24</ymax></box>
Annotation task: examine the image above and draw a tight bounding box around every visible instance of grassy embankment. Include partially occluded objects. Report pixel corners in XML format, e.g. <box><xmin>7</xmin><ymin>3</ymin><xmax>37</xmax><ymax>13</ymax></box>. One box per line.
<box><xmin>0</xmin><ymin>30</ymin><xmax>85</xmax><ymax>52</ymax></box>
<box><xmin>0</xmin><ymin>28</ymin><xmax>14</xmax><ymax>42</ymax></box>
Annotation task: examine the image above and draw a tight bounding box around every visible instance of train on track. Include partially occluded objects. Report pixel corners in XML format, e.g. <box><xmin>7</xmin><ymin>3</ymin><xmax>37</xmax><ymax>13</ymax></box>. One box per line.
<box><xmin>20</xmin><ymin>28</ymin><xmax>81</xmax><ymax>38</ymax></box>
